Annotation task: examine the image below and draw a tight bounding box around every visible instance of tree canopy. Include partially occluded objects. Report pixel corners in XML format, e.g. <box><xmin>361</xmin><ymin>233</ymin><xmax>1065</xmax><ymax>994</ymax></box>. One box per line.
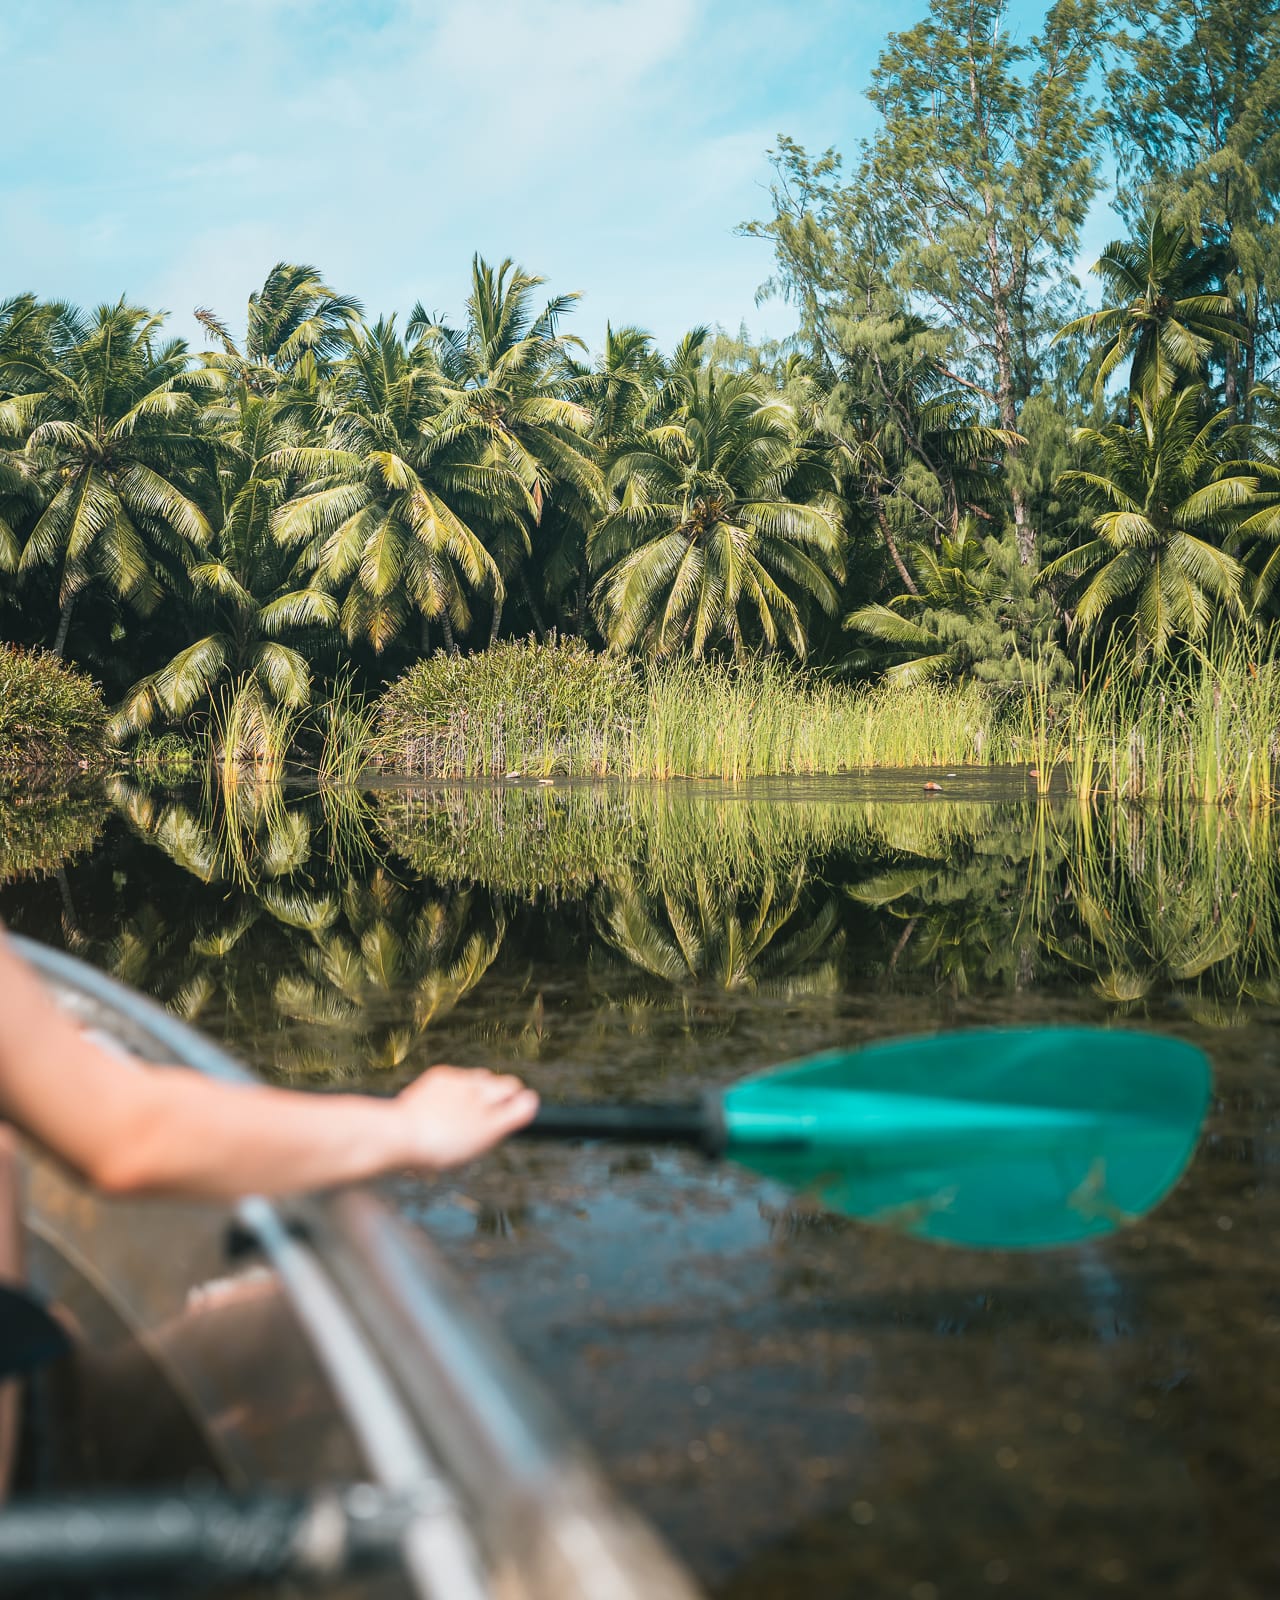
<box><xmin>4</xmin><ymin>0</ymin><xmax>1280</xmax><ymax>720</ymax></box>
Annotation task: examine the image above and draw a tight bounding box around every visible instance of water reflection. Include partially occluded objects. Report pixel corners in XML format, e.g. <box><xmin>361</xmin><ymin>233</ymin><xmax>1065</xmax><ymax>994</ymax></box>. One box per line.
<box><xmin>0</xmin><ymin>782</ymin><xmax>109</xmax><ymax>888</ymax></box>
<box><xmin>5</xmin><ymin>777</ymin><xmax>1280</xmax><ymax>1596</ymax></box>
<box><xmin>5</xmin><ymin>781</ymin><xmax>1280</xmax><ymax>1057</ymax></box>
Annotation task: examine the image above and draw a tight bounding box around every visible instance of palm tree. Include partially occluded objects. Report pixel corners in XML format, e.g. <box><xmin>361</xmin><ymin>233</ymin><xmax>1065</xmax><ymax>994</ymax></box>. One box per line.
<box><xmin>0</xmin><ymin>297</ymin><xmax>65</xmax><ymax>617</ymax></box>
<box><xmin>0</xmin><ymin>300</ymin><xmax>211</xmax><ymax>656</ymax></box>
<box><xmin>590</xmin><ymin>361</ymin><xmax>844</xmax><ymax>658</ymax></box>
<box><xmin>544</xmin><ymin>325</ymin><xmax>666</xmax><ymax>633</ymax></box>
<box><xmin>1038</xmin><ymin>388</ymin><xmax>1253</xmax><ymax>662</ymax></box>
<box><xmin>273</xmin><ymin>316</ymin><xmax>508</xmax><ymax>654</ymax></box>
<box><xmin>844</xmin><ymin>521</ymin><xmax>998</xmax><ymax>683</ymax></box>
<box><xmin>409</xmin><ymin>255</ymin><xmax>601</xmax><ymax>642</ymax></box>
<box><xmin>1054</xmin><ymin>213</ymin><xmax>1243</xmax><ymax>411</ymax></box>
<box><xmin>113</xmin><ymin>388</ymin><xmax>338</xmax><ymax>733</ymax></box>
<box><xmin>194</xmin><ymin>262</ymin><xmax>362</xmax><ymax>396</ymax></box>
<box><xmin>584</xmin><ymin>324</ymin><xmax>666</xmax><ymax>447</ymax></box>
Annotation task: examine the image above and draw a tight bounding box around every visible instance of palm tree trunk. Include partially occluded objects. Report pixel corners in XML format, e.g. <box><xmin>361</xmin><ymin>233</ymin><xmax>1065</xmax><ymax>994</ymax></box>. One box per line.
<box><xmin>440</xmin><ymin>609</ymin><xmax>459</xmax><ymax>656</ymax></box>
<box><xmin>876</xmin><ymin>505</ymin><xmax>919</xmax><ymax>596</ymax></box>
<box><xmin>1243</xmin><ymin>290</ymin><xmax>1258</xmax><ymax>425</ymax></box>
<box><xmin>573</xmin><ymin>563</ymin><xmax>589</xmax><ymax>637</ymax></box>
<box><xmin>520</xmin><ymin>572</ymin><xmax>547</xmax><ymax>642</ymax></box>
<box><xmin>52</xmin><ymin>595</ymin><xmax>77</xmax><ymax>658</ymax></box>
<box><xmin>489</xmin><ymin>592</ymin><xmax>503</xmax><ymax>648</ymax></box>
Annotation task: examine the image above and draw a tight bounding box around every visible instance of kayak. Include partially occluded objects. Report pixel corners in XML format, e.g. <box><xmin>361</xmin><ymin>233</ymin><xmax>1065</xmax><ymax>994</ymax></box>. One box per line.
<box><xmin>3</xmin><ymin>936</ymin><xmax>700</xmax><ymax>1599</ymax></box>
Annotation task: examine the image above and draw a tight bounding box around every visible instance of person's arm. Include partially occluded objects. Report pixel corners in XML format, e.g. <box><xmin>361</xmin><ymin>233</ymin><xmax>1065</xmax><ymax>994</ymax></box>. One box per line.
<box><xmin>0</xmin><ymin>933</ymin><xmax>538</xmax><ymax>1200</ymax></box>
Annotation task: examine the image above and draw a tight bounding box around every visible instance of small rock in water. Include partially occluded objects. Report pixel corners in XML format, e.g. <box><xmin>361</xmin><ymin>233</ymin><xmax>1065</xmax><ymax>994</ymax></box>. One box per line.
<box><xmin>945</xmin><ymin>772</ymin><xmax>956</xmax><ymax>778</ymax></box>
<box><xmin>923</xmin><ymin>781</ymin><xmax>943</xmax><ymax>792</ymax></box>
<box><xmin>504</xmin><ymin>770</ymin><xmax>521</xmax><ymax>779</ymax></box>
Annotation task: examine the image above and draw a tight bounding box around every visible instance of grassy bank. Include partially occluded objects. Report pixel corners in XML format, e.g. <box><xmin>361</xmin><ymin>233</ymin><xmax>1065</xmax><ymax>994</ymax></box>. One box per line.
<box><xmin>0</xmin><ymin>646</ymin><xmax>108</xmax><ymax>776</ymax></box>
<box><xmin>376</xmin><ymin>639</ymin><xmax>1011</xmax><ymax>780</ymax></box>
<box><xmin>369</xmin><ymin>637</ymin><xmax>1280</xmax><ymax>800</ymax></box>
<box><xmin>93</xmin><ymin>638</ymin><xmax>1280</xmax><ymax>806</ymax></box>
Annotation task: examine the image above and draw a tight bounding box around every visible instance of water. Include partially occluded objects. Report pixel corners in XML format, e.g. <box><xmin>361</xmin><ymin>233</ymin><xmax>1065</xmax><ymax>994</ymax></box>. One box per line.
<box><xmin>3</xmin><ymin>773</ymin><xmax>1280</xmax><ymax>1597</ymax></box>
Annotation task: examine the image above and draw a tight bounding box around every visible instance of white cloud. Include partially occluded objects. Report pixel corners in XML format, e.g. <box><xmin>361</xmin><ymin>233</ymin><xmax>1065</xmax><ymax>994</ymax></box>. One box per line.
<box><xmin>4</xmin><ymin>0</ymin><xmax>829</xmax><ymax>351</ymax></box>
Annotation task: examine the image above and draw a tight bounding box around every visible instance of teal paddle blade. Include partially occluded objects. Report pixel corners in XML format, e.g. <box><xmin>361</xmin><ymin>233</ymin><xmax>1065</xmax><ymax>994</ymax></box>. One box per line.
<box><xmin>720</xmin><ymin>1027</ymin><xmax>1210</xmax><ymax>1248</ymax></box>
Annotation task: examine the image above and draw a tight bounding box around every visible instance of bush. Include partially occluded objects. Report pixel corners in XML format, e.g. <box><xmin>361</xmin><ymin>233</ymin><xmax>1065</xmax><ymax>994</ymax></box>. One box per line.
<box><xmin>377</xmin><ymin>636</ymin><xmax>641</xmax><ymax>777</ymax></box>
<box><xmin>0</xmin><ymin>646</ymin><xmax>109</xmax><ymax>774</ymax></box>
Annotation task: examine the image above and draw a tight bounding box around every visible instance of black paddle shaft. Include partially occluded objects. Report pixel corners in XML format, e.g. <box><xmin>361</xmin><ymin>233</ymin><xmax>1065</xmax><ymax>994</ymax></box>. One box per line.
<box><xmin>0</xmin><ymin>1485</ymin><xmax>412</xmax><ymax>1586</ymax></box>
<box><xmin>523</xmin><ymin>1098</ymin><xmax>726</xmax><ymax>1154</ymax></box>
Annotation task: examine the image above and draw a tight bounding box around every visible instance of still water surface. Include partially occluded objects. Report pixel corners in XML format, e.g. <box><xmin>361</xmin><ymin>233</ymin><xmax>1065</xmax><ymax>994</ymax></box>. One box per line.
<box><xmin>3</xmin><ymin>773</ymin><xmax>1279</xmax><ymax>1598</ymax></box>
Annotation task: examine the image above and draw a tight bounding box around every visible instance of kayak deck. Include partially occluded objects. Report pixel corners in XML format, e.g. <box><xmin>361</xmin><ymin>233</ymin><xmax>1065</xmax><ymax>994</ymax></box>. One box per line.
<box><xmin>10</xmin><ymin>936</ymin><xmax>701</xmax><ymax>1599</ymax></box>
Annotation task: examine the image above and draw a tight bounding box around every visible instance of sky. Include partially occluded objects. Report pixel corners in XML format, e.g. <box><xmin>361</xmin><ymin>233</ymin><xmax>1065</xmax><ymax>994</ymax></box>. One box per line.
<box><xmin>0</xmin><ymin>0</ymin><xmax>1103</xmax><ymax>359</ymax></box>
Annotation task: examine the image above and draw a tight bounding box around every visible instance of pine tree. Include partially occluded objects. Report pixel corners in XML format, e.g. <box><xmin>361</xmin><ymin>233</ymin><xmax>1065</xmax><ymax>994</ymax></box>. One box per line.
<box><xmin>1105</xmin><ymin>0</ymin><xmax>1280</xmax><ymax>414</ymax></box>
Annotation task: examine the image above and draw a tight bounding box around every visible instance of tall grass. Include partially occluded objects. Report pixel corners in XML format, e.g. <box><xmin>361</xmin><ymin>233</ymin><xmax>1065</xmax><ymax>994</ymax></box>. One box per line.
<box><xmin>376</xmin><ymin>645</ymin><xmax>1010</xmax><ymax>780</ymax></box>
<box><xmin>1030</xmin><ymin>636</ymin><xmax>1280</xmax><ymax>806</ymax></box>
<box><xmin>632</xmin><ymin>659</ymin><xmax>1008</xmax><ymax>778</ymax></box>
<box><xmin>207</xmin><ymin>677</ymin><xmax>302</xmax><ymax>789</ymax></box>
<box><xmin>317</xmin><ymin>672</ymin><xmax>380</xmax><ymax>786</ymax></box>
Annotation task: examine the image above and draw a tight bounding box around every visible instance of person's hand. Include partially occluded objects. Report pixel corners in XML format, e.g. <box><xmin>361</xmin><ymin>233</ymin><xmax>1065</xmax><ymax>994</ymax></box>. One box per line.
<box><xmin>393</xmin><ymin>1065</ymin><xmax>539</xmax><ymax>1171</ymax></box>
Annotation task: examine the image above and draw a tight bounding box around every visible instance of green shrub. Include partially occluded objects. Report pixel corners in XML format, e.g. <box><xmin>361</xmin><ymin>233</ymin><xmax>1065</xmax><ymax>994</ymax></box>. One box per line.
<box><xmin>0</xmin><ymin>646</ymin><xmax>109</xmax><ymax>774</ymax></box>
<box><xmin>377</xmin><ymin>636</ymin><xmax>642</xmax><ymax>777</ymax></box>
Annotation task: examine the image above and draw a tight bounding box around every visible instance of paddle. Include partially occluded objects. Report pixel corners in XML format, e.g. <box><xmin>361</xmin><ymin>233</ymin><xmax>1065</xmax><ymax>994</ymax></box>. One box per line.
<box><xmin>521</xmin><ymin>1027</ymin><xmax>1211</xmax><ymax>1249</ymax></box>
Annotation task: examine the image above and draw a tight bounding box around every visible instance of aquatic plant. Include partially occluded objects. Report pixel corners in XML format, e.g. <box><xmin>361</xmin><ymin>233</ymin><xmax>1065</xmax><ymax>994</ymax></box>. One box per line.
<box><xmin>1039</xmin><ymin>634</ymin><xmax>1280</xmax><ymax>806</ymax></box>
<box><xmin>317</xmin><ymin>671</ymin><xmax>380</xmax><ymax>786</ymax></box>
<box><xmin>376</xmin><ymin>635</ymin><xmax>640</xmax><ymax>778</ymax></box>
<box><xmin>632</xmin><ymin>657</ymin><xmax>1008</xmax><ymax>778</ymax></box>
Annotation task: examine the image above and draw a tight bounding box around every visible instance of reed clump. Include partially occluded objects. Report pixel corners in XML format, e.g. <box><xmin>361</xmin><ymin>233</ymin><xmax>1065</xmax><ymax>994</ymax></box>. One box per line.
<box><xmin>1036</xmin><ymin>637</ymin><xmax>1280</xmax><ymax>807</ymax></box>
<box><xmin>634</xmin><ymin>658</ymin><xmax>1007</xmax><ymax>778</ymax></box>
<box><xmin>207</xmin><ymin>678</ymin><xmax>303</xmax><ymax>789</ymax></box>
<box><xmin>0</xmin><ymin>646</ymin><xmax>109</xmax><ymax>776</ymax></box>
<box><xmin>376</xmin><ymin>636</ymin><xmax>641</xmax><ymax>778</ymax></box>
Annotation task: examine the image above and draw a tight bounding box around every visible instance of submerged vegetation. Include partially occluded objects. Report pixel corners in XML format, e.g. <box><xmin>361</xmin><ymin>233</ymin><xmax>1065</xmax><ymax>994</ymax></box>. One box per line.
<box><xmin>5</xmin><ymin>0</ymin><xmax>1280</xmax><ymax>798</ymax></box>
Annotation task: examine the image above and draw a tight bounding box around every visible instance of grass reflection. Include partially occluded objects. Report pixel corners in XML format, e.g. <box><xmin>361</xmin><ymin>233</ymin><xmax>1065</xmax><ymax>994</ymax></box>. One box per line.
<box><xmin>1042</xmin><ymin>804</ymin><xmax>1280</xmax><ymax>1019</ymax></box>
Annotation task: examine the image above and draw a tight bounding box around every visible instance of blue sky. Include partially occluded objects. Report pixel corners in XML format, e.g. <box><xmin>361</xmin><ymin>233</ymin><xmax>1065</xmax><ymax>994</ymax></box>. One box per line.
<box><xmin>0</xmin><ymin>0</ymin><xmax>1102</xmax><ymax>357</ymax></box>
